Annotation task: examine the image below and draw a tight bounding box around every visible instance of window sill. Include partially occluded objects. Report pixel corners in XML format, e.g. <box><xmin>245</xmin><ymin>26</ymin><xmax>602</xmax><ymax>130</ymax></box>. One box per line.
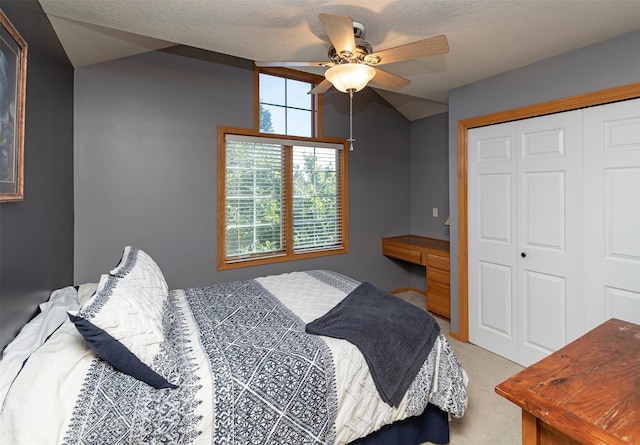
<box><xmin>218</xmin><ymin>246</ymin><xmax>348</xmax><ymax>270</ymax></box>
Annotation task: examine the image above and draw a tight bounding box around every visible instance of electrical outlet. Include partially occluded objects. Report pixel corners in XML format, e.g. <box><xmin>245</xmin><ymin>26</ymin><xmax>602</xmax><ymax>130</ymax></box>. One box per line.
<box><xmin>432</xmin><ymin>207</ymin><xmax>438</xmax><ymax>217</ymax></box>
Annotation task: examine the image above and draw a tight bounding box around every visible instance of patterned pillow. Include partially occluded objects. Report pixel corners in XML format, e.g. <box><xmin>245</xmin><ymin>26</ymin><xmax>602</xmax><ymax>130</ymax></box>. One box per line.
<box><xmin>110</xmin><ymin>246</ymin><xmax>169</xmax><ymax>305</ymax></box>
<box><xmin>68</xmin><ymin>274</ymin><xmax>177</xmax><ymax>389</ymax></box>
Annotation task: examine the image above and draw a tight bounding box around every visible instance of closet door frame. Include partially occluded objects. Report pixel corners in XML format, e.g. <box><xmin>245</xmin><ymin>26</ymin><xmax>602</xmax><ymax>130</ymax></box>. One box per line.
<box><xmin>453</xmin><ymin>82</ymin><xmax>640</xmax><ymax>342</ymax></box>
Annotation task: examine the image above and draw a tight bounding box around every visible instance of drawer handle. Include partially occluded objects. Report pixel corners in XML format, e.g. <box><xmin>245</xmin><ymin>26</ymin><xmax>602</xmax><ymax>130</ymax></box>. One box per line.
<box><xmin>521</xmin><ymin>252</ymin><xmax>527</xmax><ymax>258</ymax></box>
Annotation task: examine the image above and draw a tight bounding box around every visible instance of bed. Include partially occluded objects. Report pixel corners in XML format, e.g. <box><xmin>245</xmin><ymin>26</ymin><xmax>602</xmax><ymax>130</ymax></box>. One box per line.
<box><xmin>0</xmin><ymin>247</ymin><xmax>467</xmax><ymax>444</ymax></box>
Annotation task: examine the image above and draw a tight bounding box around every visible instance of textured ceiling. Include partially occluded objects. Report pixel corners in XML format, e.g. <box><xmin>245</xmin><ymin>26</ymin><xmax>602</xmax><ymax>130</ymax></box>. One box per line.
<box><xmin>39</xmin><ymin>0</ymin><xmax>640</xmax><ymax>120</ymax></box>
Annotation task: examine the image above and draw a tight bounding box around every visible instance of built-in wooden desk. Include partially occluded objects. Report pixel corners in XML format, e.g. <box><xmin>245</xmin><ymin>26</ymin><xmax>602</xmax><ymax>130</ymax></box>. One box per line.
<box><xmin>381</xmin><ymin>235</ymin><xmax>450</xmax><ymax>318</ymax></box>
<box><xmin>496</xmin><ymin>318</ymin><xmax>640</xmax><ymax>445</ymax></box>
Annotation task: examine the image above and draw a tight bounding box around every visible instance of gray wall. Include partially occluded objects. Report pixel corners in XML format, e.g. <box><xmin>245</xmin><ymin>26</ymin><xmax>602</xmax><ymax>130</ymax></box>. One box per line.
<box><xmin>0</xmin><ymin>0</ymin><xmax>74</xmax><ymax>350</ymax></box>
<box><xmin>407</xmin><ymin>112</ymin><xmax>450</xmax><ymax>290</ymax></box>
<box><xmin>447</xmin><ymin>29</ymin><xmax>640</xmax><ymax>334</ymax></box>
<box><xmin>74</xmin><ymin>46</ymin><xmax>412</xmax><ymax>291</ymax></box>
<box><xmin>410</xmin><ymin>112</ymin><xmax>450</xmax><ymax>239</ymax></box>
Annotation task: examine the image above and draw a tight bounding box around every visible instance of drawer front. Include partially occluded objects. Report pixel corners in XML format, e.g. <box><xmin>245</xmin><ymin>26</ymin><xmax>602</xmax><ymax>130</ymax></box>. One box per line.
<box><xmin>427</xmin><ymin>281</ymin><xmax>450</xmax><ymax>317</ymax></box>
<box><xmin>426</xmin><ymin>253</ymin><xmax>450</xmax><ymax>271</ymax></box>
<box><xmin>428</xmin><ymin>268</ymin><xmax>450</xmax><ymax>285</ymax></box>
<box><xmin>383</xmin><ymin>244</ymin><xmax>423</xmax><ymax>264</ymax></box>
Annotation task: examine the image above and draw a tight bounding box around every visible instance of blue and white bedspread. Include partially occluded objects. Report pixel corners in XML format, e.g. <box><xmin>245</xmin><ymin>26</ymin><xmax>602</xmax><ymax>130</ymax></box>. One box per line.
<box><xmin>0</xmin><ymin>270</ymin><xmax>467</xmax><ymax>445</ymax></box>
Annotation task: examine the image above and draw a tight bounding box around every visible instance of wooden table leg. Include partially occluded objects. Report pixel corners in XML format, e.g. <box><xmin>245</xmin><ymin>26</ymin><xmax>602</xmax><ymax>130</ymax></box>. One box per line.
<box><xmin>522</xmin><ymin>410</ymin><xmax>539</xmax><ymax>445</ymax></box>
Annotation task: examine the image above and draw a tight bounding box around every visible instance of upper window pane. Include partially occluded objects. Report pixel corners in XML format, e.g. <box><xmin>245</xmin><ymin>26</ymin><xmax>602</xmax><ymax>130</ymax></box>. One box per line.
<box><xmin>260</xmin><ymin>104</ymin><xmax>286</xmax><ymax>135</ymax></box>
<box><xmin>287</xmin><ymin>108</ymin><xmax>312</xmax><ymax>139</ymax></box>
<box><xmin>287</xmin><ymin>79</ymin><xmax>312</xmax><ymax>110</ymax></box>
<box><xmin>259</xmin><ymin>72</ymin><xmax>313</xmax><ymax>138</ymax></box>
<box><xmin>259</xmin><ymin>73</ymin><xmax>285</xmax><ymax>106</ymax></box>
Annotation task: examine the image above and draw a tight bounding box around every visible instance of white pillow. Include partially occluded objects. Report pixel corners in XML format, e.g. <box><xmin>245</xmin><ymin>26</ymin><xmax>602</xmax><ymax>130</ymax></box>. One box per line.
<box><xmin>110</xmin><ymin>246</ymin><xmax>169</xmax><ymax>304</ymax></box>
<box><xmin>77</xmin><ymin>282</ymin><xmax>98</xmax><ymax>306</ymax></box>
<box><xmin>68</xmin><ymin>274</ymin><xmax>177</xmax><ymax>389</ymax></box>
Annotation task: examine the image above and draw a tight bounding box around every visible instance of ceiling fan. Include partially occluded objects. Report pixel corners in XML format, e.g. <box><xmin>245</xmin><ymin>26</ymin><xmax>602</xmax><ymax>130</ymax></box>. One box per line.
<box><xmin>255</xmin><ymin>13</ymin><xmax>449</xmax><ymax>95</ymax></box>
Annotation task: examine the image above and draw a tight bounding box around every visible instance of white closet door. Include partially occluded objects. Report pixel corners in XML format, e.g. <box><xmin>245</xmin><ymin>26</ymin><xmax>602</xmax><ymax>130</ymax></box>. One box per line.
<box><xmin>468</xmin><ymin>123</ymin><xmax>519</xmax><ymax>362</ymax></box>
<box><xmin>584</xmin><ymin>98</ymin><xmax>640</xmax><ymax>330</ymax></box>
<box><xmin>468</xmin><ymin>110</ymin><xmax>583</xmax><ymax>367</ymax></box>
<box><xmin>516</xmin><ymin>111</ymin><xmax>583</xmax><ymax>366</ymax></box>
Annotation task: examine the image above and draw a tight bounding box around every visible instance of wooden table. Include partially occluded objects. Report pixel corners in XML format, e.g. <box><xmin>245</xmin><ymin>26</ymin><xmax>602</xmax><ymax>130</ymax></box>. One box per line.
<box><xmin>495</xmin><ymin>318</ymin><xmax>640</xmax><ymax>445</ymax></box>
<box><xmin>381</xmin><ymin>235</ymin><xmax>450</xmax><ymax>318</ymax></box>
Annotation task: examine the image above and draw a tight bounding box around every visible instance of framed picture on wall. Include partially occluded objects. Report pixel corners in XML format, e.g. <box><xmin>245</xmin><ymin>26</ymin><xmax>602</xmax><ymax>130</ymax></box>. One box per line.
<box><xmin>0</xmin><ymin>9</ymin><xmax>27</xmax><ymax>203</ymax></box>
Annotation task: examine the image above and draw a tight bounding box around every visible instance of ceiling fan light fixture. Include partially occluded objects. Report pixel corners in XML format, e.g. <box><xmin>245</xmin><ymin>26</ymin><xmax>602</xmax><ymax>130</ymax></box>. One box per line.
<box><xmin>325</xmin><ymin>63</ymin><xmax>375</xmax><ymax>93</ymax></box>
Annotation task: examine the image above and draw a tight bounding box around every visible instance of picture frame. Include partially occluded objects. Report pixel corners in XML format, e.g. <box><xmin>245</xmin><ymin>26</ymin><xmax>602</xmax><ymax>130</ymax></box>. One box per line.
<box><xmin>0</xmin><ymin>9</ymin><xmax>27</xmax><ymax>202</ymax></box>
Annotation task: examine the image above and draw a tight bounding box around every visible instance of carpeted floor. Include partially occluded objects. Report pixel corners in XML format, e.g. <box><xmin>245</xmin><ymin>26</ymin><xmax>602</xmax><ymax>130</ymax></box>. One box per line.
<box><xmin>396</xmin><ymin>291</ymin><xmax>524</xmax><ymax>445</ymax></box>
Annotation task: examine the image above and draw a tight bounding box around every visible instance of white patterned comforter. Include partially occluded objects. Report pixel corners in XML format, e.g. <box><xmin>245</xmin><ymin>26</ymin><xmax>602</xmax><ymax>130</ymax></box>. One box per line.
<box><xmin>0</xmin><ymin>270</ymin><xmax>467</xmax><ymax>445</ymax></box>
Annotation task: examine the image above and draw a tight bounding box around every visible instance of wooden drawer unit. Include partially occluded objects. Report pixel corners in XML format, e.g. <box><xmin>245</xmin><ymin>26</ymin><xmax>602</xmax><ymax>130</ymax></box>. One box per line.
<box><xmin>382</xmin><ymin>243</ymin><xmax>425</xmax><ymax>265</ymax></box>
<box><xmin>426</xmin><ymin>253</ymin><xmax>449</xmax><ymax>272</ymax></box>
<box><xmin>427</xmin><ymin>281</ymin><xmax>450</xmax><ymax>318</ymax></box>
<box><xmin>427</xmin><ymin>268</ymin><xmax>449</xmax><ymax>286</ymax></box>
<box><xmin>426</xmin><ymin>252</ymin><xmax>450</xmax><ymax>318</ymax></box>
<box><xmin>382</xmin><ymin>235</ymin><xmax>451</xmax><ymax>319</ymax></box>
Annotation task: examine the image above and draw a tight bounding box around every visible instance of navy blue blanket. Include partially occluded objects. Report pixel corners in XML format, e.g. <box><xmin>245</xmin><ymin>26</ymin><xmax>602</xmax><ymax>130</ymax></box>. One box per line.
<box><xmin>305</xmin><ymin>282</ymin><xmax>441</xmax><ymax>407</ymax></box>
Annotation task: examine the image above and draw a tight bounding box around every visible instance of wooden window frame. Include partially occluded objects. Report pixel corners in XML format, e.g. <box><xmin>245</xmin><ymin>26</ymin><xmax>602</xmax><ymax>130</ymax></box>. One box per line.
<box><xmin>217</xmin><ymin>128</ymin><xmax>349</xmax><ymax>270</ymax></box>
<box><xmin>217</xmin><ymin>67</ymin><xmax>348</xmax><ymax>270</ymax></box>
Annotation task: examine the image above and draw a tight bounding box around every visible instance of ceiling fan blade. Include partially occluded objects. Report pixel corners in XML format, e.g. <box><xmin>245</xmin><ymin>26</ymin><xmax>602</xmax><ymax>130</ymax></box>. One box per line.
<box><xmin>308</xmin><ymin>79</ymin><xmax>333</xmax><ymax>95</ymax></box>
<box><xmin>319</xmin><ymin>13</ymin><xmax>356</xmax><ymax>55</ymax></box>
<box><xmin>368</xmin><ymin>35</ymin><xmax>449</xmax><ymax>65</ymax></box>
<box><xmin>255</xmin><ymin>61</ymin><xmax>327</xmax><ymax>67</ymax></box>
<box><xmin>370</xmin><ymin>67</ymin><xmax>411</xmax><ymax>91</ymax></box>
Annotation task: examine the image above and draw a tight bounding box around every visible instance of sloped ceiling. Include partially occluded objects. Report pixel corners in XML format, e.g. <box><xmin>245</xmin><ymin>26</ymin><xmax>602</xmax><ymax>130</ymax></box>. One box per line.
<box><xmin>40</xmin><ymin>0</ymin><xmax>640</xmax><ymax>120</ymax></box>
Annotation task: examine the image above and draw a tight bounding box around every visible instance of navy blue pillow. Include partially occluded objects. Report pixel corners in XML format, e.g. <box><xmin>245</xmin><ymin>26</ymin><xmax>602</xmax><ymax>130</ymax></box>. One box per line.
<box><xmin>69</xmin><ymin>314</ymin><xmax>176</xmax><ymax>389</ymax></box>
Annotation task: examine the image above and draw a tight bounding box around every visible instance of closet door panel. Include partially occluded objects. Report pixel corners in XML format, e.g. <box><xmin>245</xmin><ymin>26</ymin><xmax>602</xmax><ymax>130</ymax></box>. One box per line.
<box><xmin>605</xmin><ymin>168</ymin><xmax>640</xmax><ymax>290</ymax></box>
<box><xmin>478</xmin><ymin>261</ymin><xmax>513</xmax><ymax>335</ymax></box>
<box><xmin>584</xmin><ymin>98</ymin><xmax>640</xmax><ymax>329</ymax></box>
<box><xmin>607</xmin><ymin>287</ymin><xmax>640</xmax><ymax>323</ymax></box>
<box><xmin>517</xmin><ymin>111</ymin><xmax>583</xmax><ymax>366</ymax></box>
<box><xmin>522</xmin><ymin>270</ymin><xmax>566</xmax><ymax>353</ymax></box>
<box><xmin>521</xmin><ymin>171</ymin><xmax>566</xmax><ymax>250</ymax></box>
<box><xmin>468</xmin><ymin>123</ymin><xmax>518</xmax><ymax>362</ymax></box>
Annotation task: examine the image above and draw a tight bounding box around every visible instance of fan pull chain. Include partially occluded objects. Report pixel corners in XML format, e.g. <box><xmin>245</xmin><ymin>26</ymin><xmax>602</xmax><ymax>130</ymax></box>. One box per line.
<box><xmin>348</xmin><ymin>88</ymin><xmax>355</xmax><ymax>151</ymax></box>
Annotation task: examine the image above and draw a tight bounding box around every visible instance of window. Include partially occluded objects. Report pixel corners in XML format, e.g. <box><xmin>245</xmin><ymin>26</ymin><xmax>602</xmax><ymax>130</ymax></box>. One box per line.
<box><xmin>217</xmin><ymin>68</ymin><xmax>347</xmax><ymax>270</ymax></box>
<box><xmin>218</xmin><ymin>131</ymin><xmax>348</xmax><ymax>269</ymax></box>
<box><xmin>256</xmin><ymin>68</ymin><xmax>321</xmax><ymax>138</ymax></box>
